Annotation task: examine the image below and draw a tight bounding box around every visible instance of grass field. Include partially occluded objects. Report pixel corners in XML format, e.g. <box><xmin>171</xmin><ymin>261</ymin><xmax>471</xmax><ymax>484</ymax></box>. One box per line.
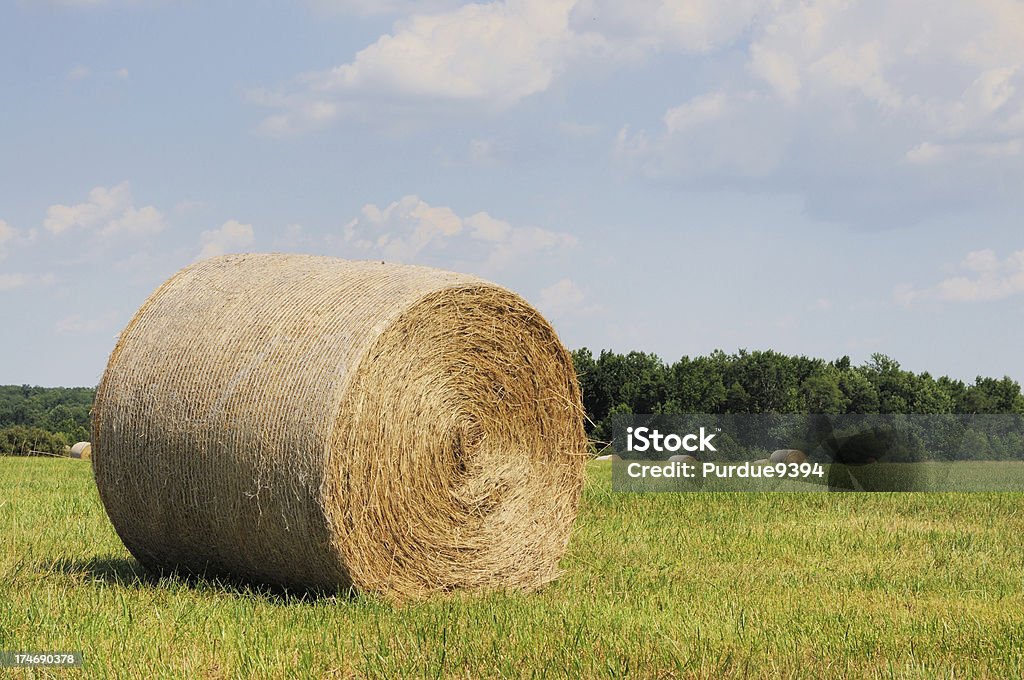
<box><xmin>1</xmin><ymin>458</ymin><xmax>1023</xmax><ymax>678</ymax></box>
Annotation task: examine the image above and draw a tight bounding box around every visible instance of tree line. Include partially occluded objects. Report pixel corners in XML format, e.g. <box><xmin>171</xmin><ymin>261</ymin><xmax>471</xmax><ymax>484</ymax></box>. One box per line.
<box><xmin>2</xmin><ymin>348</ymin><xmax>1023</xmax><ymax>455</ymax></box>
<box><xmin>0</xmin><ymin>385</ymin><xmax>92</xmax><ymax>455</ymax></box>
<box><xmin>570</xmin><ymin>349</ymin><xmax>1024</xmax><ymax>442</ymax></box>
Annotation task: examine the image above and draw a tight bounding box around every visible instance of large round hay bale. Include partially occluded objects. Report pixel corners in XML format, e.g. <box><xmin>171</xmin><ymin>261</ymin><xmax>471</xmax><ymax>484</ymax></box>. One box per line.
<box><xmin>70</xmin><ymin>442</ymin><xmax>92</xmax><ymax>460</ymax></box>
<box><xmin>92</xmin><ymin>254</ymin><xmax>587</xmax><ymax>599</ymax></box>
<box><xmin>752</xmin><ymin>458</ymin><xmax>770</xmax><ymax>465</ymax></box>
<box><xmin>769</xmin><ymin>449</ymin><xmax>805</xmax><ymax>464</ymax></box>
<box><xmin>667</xmin><ymin>454</ymin><xmax>698</xmax><ymax>463</ymax></box>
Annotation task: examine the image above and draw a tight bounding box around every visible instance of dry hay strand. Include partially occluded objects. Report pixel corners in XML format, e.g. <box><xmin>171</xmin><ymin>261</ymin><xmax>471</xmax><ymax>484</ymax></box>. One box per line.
<box><xmin>769</xmin><ymin>449</ymin><xmax>805</xmax><ymax>464</ymax></box>
<box><xmin>70</xmin><ymin>442</ymin><xmax>92</xmax><ymax>460</ymax></box>
<box><xmin>91</xmin><ymin>254</ymin><xmax>587</xmax><ymax>600</ymax></box>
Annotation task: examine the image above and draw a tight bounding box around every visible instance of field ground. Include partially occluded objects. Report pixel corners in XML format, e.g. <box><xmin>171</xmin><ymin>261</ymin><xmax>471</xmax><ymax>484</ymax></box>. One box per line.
<box><xmin>1</xmin><ymin>458</ymin><xmax>1022</xmax><ymax>678</ymax></box>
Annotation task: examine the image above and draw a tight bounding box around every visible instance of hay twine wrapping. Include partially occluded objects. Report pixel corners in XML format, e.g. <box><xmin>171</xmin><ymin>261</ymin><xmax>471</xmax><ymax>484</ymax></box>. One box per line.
<box><xmin>92</xmin><ymin>254</ymin><xmax>587</xmax><ymax>599</ymax></box>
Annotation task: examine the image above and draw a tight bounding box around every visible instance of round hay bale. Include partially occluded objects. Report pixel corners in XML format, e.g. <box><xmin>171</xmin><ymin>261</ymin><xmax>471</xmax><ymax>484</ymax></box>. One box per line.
<box><xmin>769</xmin><ymin>449</ymin><xmax>805</xmax><ymax>464</ymax></box>
<box><xmin>92</xmin><ymin>254</ymin><xmax>587</xmax><ymax>600</ymax></box>
<box><xmin>784</xmin><ymin>450</ymin><xmax>807</xmax><ymax>464</ymax></box>
<box><xmin>594</xmin><ymin>453</ymin><xmax>622</xmax><ymax>462</ymax></box>
<box><xmin>752</xmin><ymin>458</ymin><xmax>770</xmax><ymax>465</ymax></box>
<box><xmin>70</xmin><ymin>442</ymin><xmax>92</xmax><ymax>460</ymax></box>
<box><xmin>667</xmin><ymin>454</ymin><xmax>698</xmax><ymax>463</ymax></box>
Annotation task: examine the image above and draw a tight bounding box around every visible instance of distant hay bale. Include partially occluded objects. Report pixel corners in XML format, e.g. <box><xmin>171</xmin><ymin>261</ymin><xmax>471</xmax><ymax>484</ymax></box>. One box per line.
<box><xmin>752</xmin><ymin>458</ymin><xmax>770</xmax><ymax>465</ymax></box>
<box><xmin>594</xmin><ymin>454</ymin><xmax>622</xmax><ymax>462</ymax></box>
<box><xmin>92</xmin><ymin>254</ymin><xmax>587</xmax><ymax>600</ymax></box>
<box><xmin>785</xmin><ymin>450</ymin><xmax>807</xmax><ymax>464</ymax></box>
<box><xmin>70</xmin><ymin>442</ymin><xmax>92</xmax><ymax>460</ymax></box>
<box><xmin>770</xmin><ymin>449</ymin><xmax>805</xmax><ymax>464</ymax></box>
<box><xmin>667</xmin><ymin>454</ymin><xmax>698</xmax><ymax>463</ymax></box>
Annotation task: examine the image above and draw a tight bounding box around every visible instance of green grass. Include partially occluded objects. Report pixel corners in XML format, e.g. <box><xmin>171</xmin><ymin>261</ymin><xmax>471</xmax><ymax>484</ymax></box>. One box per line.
<box><xmin>1</xmin><ymin>458</ymin><xmax>1022</xmax><ymax>679</ymax></box>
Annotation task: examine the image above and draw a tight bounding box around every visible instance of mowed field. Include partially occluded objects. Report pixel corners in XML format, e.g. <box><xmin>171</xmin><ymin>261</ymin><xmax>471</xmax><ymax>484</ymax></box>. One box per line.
<box><xmin>1</xmin><ymin>459</ymin><xmax>1023</xmax><ymax>679</ymax></box>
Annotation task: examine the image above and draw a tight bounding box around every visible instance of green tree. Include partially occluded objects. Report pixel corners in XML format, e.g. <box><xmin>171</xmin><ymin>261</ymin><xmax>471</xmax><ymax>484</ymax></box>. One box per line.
<box><xmin>839</xmin><ymin>370</ymin><xmax>879</xmax><ymax>413</ymax></box>
<box><xmin>801</xmin><ymin>373</ymin><xmax>845</xmax><ymax>413</ymax></box>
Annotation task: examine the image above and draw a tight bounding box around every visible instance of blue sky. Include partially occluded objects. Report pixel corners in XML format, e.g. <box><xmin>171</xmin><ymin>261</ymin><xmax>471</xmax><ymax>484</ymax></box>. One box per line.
<box><xmin>2</xmin><ymin>0</ymin><xmax>1023</xmax><ymax>387</ymax></box>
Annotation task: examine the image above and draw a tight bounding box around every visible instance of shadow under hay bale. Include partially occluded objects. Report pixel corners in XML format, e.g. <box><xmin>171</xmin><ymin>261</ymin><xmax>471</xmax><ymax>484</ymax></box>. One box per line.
<box><xmin>46</xmin><ymin>556</ymin><xmax>343</xmax><ymax>601</ymax></box>
<box><xmin>92</xmin><ymin>254</ymin><xmax>587</xmax><ymax>601</ymax></box>
<box><xmin>47</xmin><ymin>555</ymin><xmax>158</xmax><ymax>588</ymax></box>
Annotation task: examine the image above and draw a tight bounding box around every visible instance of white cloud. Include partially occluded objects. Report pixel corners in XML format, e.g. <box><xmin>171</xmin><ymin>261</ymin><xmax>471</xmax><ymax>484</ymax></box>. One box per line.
<box><xmin>101</xmin><ymin>205</ymin><xmax>165</xmax><ymax>238</ymax></box>
<box><xmin>307</xmin><ymin>0</ymin><xmax>466</xmax><ymax>16</ymax></box>
<box><xmin>257</xmin><ymin>0</ymin><xmax>1024</xmax><ymax>142</ymax></box>
<box><xmin>538</xmin><ymin>278</ymin><xmax>585</xmax><ymax>318</ymax></box>
<box><xmin>749</xmin><ymin>41</ymin><xmax>802</xmax><ymax>102</ymax></box>
<box><xmin>663</xmin><ymin>91</ymin><xmax>731</xmax><ymax>134</ymax></box>
<box><xmin>538</xmin><ymin>278</ymin><xmax>601</xmax><ymax>319</ymax></box>
<box><xmin>617</xmin><ymin>89</ymin><xmax>787</xmax><ymax>179</ymax></box>
<box><xmin>609</xmin><ymin>1</ymin><xmax>1024</xmax><ymax>224</ymax></box>
<box><xmin>254</xmin><ymin>0</ymin><xmax>596</xmax><ymax>131</ymax></box>
<box><xmin>904</xmin><ymin>142</ymin><xmax>944</xmax><ymax>165</ymax></box>
<box><xmin>244</xmin><ymin>0</ymin><xmax>1024</xmax><ymax>227</ymax></box>
<box><xmin>314</xmin><ymin>0</ymin><xmax>577</xmax><ymax>104</ymax></box>
<box><xmin>43</xmin><ymin>182</ymin><xmax>165</xmax><ymax>238</ymax></box>
<box><xmin>272</xmin><ymin>223</ymin><xmax>316</xmax><ymax>251</ymax></box>
<box><xmin>65</xmin><ymin>64</ymin><xmax>131</xmax><ymax>81</ymax></box>
<box><xmin>0</xmin><ymin>219</ymin><xmax>16</xmax><ymax>259</ymax></box>
<box><xmin>569</xmin><ymin>0</ymin><xmax>763</xmax><ymax>54</ymax></box>
<box><xmin>905</xmin><ymin>138</ymin><xmax>1024</xmax><ymax>165</ymax></box>
<box><xmin>898</xmin><ymin>249</ymin><xmax>1024</xmax><ymax>305</ymax></box>
<box><xmin>196</xmin><ymin>220</ymin><xmax>255</xmax><ymax>261</ymax></box>
<box><xmin>0</xmin><ymin>273</ymin><xmax>29</xmax><ymax>292</ymax></box>
<box><xmin>247</xmin><ymin>88</ymin><xmax>341</xmax><ymax>137</ymax></box>
<box><xmin>464</xmin><ymin>211</ymin><xmax>510</xmax><ymax>243</ymax></box>
<box><xmin>67</xmin><ymin>65</ymin><xmax>91</xmax><ymax>80</ymax></box>
<box><xmin>344</xmin><ymin>196</ymin><xmax>461</xmax><ymax>261</ymax></box>
<box><xmin>343</xmin><ymin>195</ymin><xmax>576</xmax><ymax>269</ymax></box>
<box><xmin>0</xmin><ymin>272</ymin><xmax>56</xmax><ymax>292</ymax></box>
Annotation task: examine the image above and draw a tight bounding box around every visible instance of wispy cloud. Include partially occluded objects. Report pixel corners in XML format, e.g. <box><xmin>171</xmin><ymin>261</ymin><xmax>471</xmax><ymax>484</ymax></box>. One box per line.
<box><xmin>251</xmin><ymin>0</ymin><xmax>595</xmax><ymax>133</ymax></box>
<box><xmin>67</xmin><ymin>64</ymin><xmax>91</xmax><ymax>80</ymax></box>
<box><xmin>343</xmin><ymin>195</ymin><xmax>576</xmax><ymax>271</ymax></box>
<box><xmin>538</xmin><ymin>277</ymin><xmax>601</xmax><ymax>319</ymax></box>
<box><xmin>897</xmin><ymin>249</ymin><xmax>1024</xmax><ymax>305</ymax></box>
<box><xmin>43</xmin><ymin>182</ymin><xmax>165</xmax><ymax>238</ymax></box>
<box><xmin>0</xmin><ymin>219</ymin><xmax>17</xmax><ymax>259</ymax></box>
<box><xmin>0</xmin><ymin>272</ymin><xmax>56</xmax><ymax>293</ymax></box>
<box><xmin>196</xmin><ymin>220</ymin><xmax>255</xmax><ymax>261</ymax></box>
